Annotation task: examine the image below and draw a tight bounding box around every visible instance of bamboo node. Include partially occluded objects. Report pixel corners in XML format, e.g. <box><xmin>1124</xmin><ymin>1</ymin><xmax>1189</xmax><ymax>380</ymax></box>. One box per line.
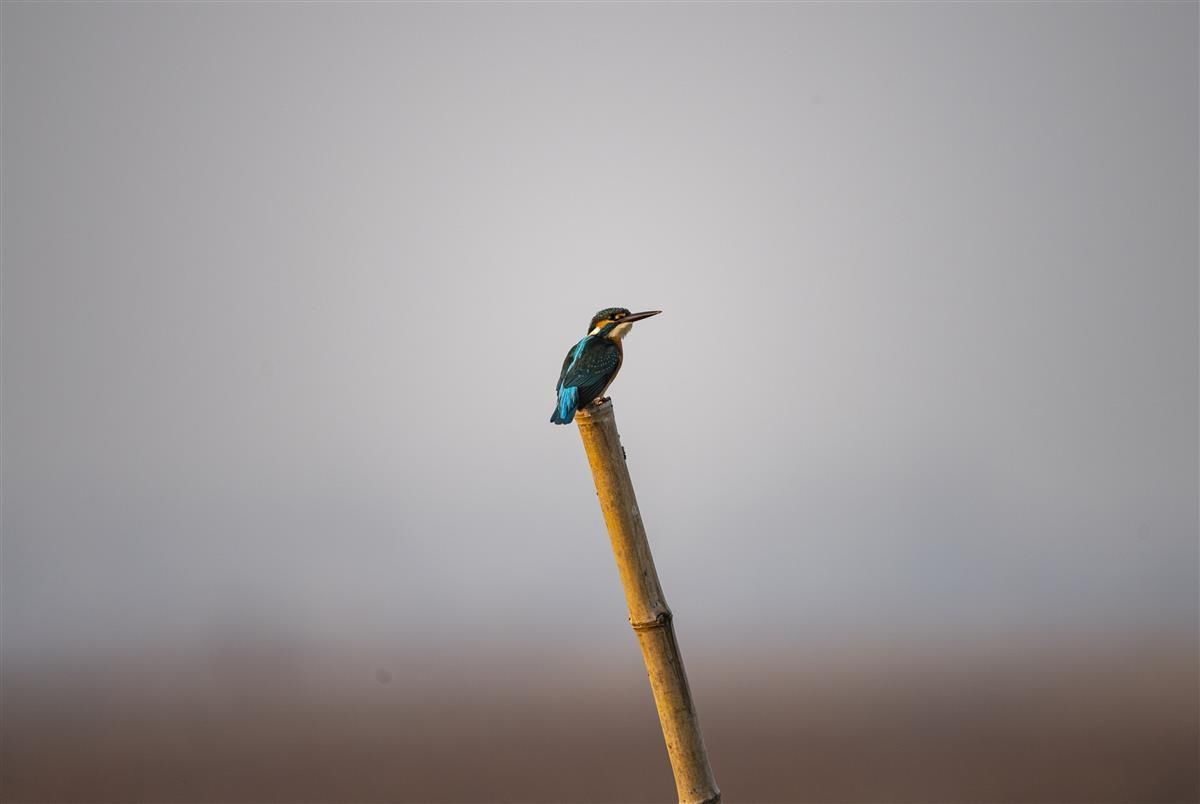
<box><xmin>630</xmin><ymin>610</ymin><xmax>674</xmax><ymax>631</ymax></box>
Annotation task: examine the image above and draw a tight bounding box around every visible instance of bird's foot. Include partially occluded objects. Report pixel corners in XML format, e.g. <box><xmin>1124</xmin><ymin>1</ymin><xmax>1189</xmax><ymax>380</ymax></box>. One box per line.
<box><xmin>590</xmin><ymin>397</ymin><xmax>610</xmax><ymax>407</ymax></box>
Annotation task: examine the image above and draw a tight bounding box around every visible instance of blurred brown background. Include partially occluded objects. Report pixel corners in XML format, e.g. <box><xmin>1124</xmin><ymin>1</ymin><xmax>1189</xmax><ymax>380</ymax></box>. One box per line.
<box><xmin>3</xmin><ymin>635</ymin><xmax>1197</xmax><ymax>802</ymax></box>
<box><xmin>2</xmin><ymin>2</ymin><xmax>1196</xmax><ymax>802</ymax></box>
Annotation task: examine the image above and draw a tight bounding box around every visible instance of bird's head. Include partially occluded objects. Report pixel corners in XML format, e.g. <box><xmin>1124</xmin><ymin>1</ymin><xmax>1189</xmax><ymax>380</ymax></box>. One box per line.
<box><xmin>588</xmin><ymin>307</ymin><xmax>662</xmax><ymax>340</ymax></box>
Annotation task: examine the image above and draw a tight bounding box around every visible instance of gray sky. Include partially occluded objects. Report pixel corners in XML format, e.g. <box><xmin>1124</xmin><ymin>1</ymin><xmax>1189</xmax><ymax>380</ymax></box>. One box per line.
<box><xmin>2</xmin><ymin>1</ymin><xmax>1196</xmax><ymax>664</ymax></box>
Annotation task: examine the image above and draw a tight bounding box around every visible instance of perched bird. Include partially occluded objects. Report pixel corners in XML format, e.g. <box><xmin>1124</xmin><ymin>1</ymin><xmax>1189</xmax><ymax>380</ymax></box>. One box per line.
<box><xmin>551</xmin><ymin>307</ymin><xmax>662</xmax><ymax>424</ymax></box>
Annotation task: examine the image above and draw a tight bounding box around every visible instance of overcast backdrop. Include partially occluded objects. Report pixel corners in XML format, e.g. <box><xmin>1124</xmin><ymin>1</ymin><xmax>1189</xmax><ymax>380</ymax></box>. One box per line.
<box><xmin>2</xmin><ymin>2</ymin><xmax>1197</xmax><ymax>802</ymax></box>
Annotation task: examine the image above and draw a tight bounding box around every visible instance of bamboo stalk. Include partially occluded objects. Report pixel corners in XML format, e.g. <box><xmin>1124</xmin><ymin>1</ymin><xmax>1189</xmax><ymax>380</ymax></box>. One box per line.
<box><xmin>575</xmin><ymin>399</ymin><xmax>720</xmax><ymax>804</ymax></box>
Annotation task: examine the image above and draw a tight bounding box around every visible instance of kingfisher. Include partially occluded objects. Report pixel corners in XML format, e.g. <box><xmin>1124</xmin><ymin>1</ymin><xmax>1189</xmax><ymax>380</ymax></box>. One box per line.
<box><xmin>551</xmin><ymin>307</ymin><xmax>662</xmax><ymax>424</ymax></box>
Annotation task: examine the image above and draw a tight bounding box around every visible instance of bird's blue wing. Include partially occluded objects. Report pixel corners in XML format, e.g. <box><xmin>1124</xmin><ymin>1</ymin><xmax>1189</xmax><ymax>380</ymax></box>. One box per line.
<box><xmin>556</xmin><ymin>337</ymin><xmax>589</xmax><ymax>393</ymax></box>
<box><xmin>560</xmin><ymin>337</ymin><xmax>622</xmax><ymax>406</ymax></box>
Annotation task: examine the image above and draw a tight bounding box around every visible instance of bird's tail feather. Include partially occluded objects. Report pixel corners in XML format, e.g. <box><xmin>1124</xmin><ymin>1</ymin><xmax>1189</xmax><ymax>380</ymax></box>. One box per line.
<box><xmin>551</xmin><ymin>386</ymin><xmax>578</xmax><ymax>424</ymax></box>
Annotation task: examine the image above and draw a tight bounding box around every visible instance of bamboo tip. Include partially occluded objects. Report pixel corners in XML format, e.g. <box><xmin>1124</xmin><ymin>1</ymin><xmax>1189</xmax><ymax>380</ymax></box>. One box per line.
<box><xmin>575</xmin><ymin>397</ymin><xmax>614</xmax><ymax>423</ymax></box>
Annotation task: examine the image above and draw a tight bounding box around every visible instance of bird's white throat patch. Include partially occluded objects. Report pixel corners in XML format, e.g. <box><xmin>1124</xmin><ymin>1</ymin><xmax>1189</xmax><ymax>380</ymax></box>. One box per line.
<box><xmin>591</xmin><ymin>321</ymin><xmax>633</xmax><ymax>340</ymax></box>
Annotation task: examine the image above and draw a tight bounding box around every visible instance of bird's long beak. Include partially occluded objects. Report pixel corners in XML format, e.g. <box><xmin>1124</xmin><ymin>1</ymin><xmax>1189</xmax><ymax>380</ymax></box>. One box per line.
<box><xmin>623</xmin><ymin>310</ymin><xmax>662</xmax><ymax>323</ymax></box>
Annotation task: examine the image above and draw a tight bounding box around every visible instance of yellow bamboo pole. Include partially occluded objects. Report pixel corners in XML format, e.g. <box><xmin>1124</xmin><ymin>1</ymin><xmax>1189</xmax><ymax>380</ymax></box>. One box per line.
<box><xmin>575</xmin><ymin>398</ymin><xmax>720</xmax><ymax>804</ymax></box>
